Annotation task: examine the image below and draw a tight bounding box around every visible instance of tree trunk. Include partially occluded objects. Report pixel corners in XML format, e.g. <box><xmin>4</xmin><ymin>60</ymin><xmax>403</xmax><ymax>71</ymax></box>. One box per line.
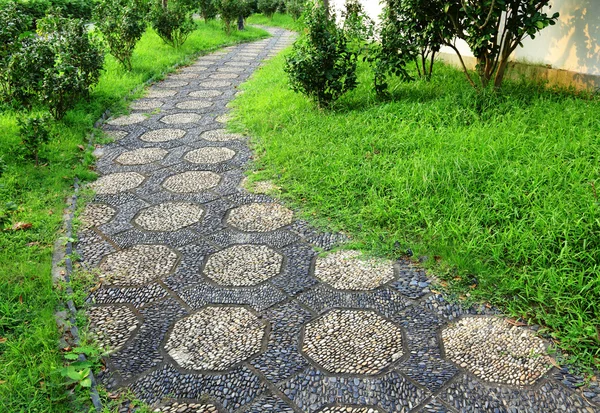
<box><xmin>237</xmin><ymin>15</ymin><xmax>244</xmax><ymax>30</ymax></box>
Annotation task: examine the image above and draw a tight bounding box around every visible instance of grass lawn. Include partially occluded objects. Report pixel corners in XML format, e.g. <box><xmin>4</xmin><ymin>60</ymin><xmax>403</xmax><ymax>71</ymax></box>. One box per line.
<box><xmin>247</xmin><ymin>12</ymin><xmax>303</xmax><ymax>31</ymax></box>
<box><xmin>230</xmin><ymin>53</ymin><xmax>600</xmax><ymax>370</ymax></box>
<box><xmin>0</xmin><ymin>20</ymin><xmax>268</xmax><ymax>412</ymax></box>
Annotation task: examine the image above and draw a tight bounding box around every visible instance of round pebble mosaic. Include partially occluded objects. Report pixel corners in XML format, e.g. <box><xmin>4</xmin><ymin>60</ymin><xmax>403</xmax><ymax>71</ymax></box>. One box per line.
<box><xmin>226</xmin><ymin>203</ymin><xmax>294</xmax><ymax>232</ymax></box>
<box><xmin>115</xmin><ymin>148</ymin><xmax>168</xmax><ymax>165</ymax></box>
<box><xmin>318</xmin><ymin>408</ymin><xmax>382</xmax><ymax>413</ymax></box>
<box><xmin>90</xmin><ymin>172</ymin><xmax>145</xmax><ymax>195</ymax></box>
<box><xmin>209</xmin><ymin>73</ymin><xmax>239</xmax><ymax>80</ymax></box>
<box><xmin>170</xmin><ymin>72</ymin><xmax>201</xmax><ymax>79</ymax></box>
<box><xmin>175</xmin><ymin>100</ymin><xmax>213</xmax><ymax>110</ymax></box>
<box><xmin>441</xmin><ymin>317</ymin><xmax>551</xmax><ymax>386</ymax></box>
<box><xmin>302</xmin><ymin>309</ymin><xmax>404</xmax><ymax>375</ymax></box>
<box><xmin>130</xmin><ymin>99</ymin><xmax>164</xmax><ymax>110</ymax></box>
<box><xmin>217</xmin><ymin>66</ymin><xmax>245</xmax><ymax>73</ymax></box>
<box><xmin>189</xmin><ymin>90</ymin><xmax>223</xmax><ymax>98</ymax></box>
<box><xmin>99</xmin><ymin>244</ymin><xmax>178</xmax><ymax>285</ymax></box>
<box><xmin>107</xmin><ymin>113</ymin><xmax>147</xmax><ymax>126</ymax></box>
<box><xmin>215</xmin><ymin>114</ymin><xmax>231</xmax><ymax>124</ymax></box>
<box><xmin>103</xmin><ymin>130</ymin><xmax>128</xmax><ymax>140</ymax></box>
<box><xmin>159</xmin><ymin>80</ymin><xmax>189</xmax><ymax>88</ymax></box>
<box><xmin>162</xmin><ymin>171</ymin><xmax>221</xmax><ymax>193</ymax></box>
<box><xmin>165</xmin><ymin>306</ymin><xmax>266</xmax><ymax>371</ymax></box>
<box><xmin>203</xmin><ymin>244</ymin><xmax>283</xmax><ymax>286</ymax></box>
<box><xmin>199</xmin><ymin>80</ymin><xmax>231</xmax><ymax>88</ymax></box>
<box><xmin>146</xmin><ymin>89</ymin><xmax>177</xmax><ymax>98</ymax></box>
<box><xmin>314</xmin><ymin>250</ymin><xmax>395</xmax><ymax>291</ymax></box>
<box><xmin>88</xmin><ymin>305</ymin><xmax>138</xmax><ymax>353</ymax></box>
<box><xmin>79</xmin><ymin>203</ymin><xmax>116</xmax><ymax>230</ymax></box>
<box><xmin>160</xmin><ymin>113</ymin><xmax>202</xmax><ymax>125</ymax></box>
<box><xmin>139</xmin><ymin>128</ymin><xmax>186</xmax><ymax>143</ymax></box>
<box><xmin>134</xmin><ymin>202</ymin><xmax>204</xmax><ymax>231</ymax></box>
<box><xmin>184</xmin><ymin>147</ymin><xmax>235</xmax><ymax>164</ymax></box>
<box><xmin>201</xmin><ymin>129</ymin><xmax>244</xmax><ymax>142</ymax></box>
<box><xmin>154</xmin><ymin>402</ymin><xmax>219</xmax><ymax>413</ymax></box>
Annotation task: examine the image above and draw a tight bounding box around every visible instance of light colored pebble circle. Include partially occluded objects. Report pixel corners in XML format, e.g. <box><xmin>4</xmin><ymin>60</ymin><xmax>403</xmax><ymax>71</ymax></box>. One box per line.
<box><xmin>217</xmin><ymin>66</ymin><xmax>245</xmax><ymax>73</ymax></box>
<box><xmin>107</xmin><ymin>113</ymin><xmax>147</xmax><ymax>126</ymax></box>
<box><xmin>318</xmin><ymin>408</ymin><xmax>382</xmax><ymax>413</ymax></box>
<box><xmin>227</xmin><ymin>203</ymin><xmax>294</xmax><ymax>232</ymax></box>
<box><xmin>169</xmin><ymin>73</ymin><xmax>200</xmax><ymax>80</ymax></box>
<box><xmin>99</xmin><ymin>244</ymin><xmax>178</xmax><ymax>285</ymax></box>
<box><xmin>162</xmin><ymin>171</ymin><xmax>221</xmax><ymax>193</ymax></box>
<box><xmin>184</xmin><ymin>65</ymin><xmax>208</xmax><ymax>72</ymax></box>
<box><xmin>199</xmin><ymin>80</ymin><xmax>231</xmax><ymax>88</ymax></box>
<box><xmin>302</xmin><ymin>309</ymin><xmax>404</xmax><ymax>375</ymax></box>
<box><xmin>90</xmin><ymin>172</ymin><xmax>145</xmax><ymax>195</ymax></box>
<box><xmin>189</xmin><ymin>90</ymin><xmax>223</xmax><ymax>98</ymax></box>
<box><xmin>79</xmin><ymin>203</ymin><xmax>116</xmax><ymax>230</ymax></box>
<box><xmin>441</xmin><ymin>317</ymin><xmax>551</xmax><ymax>386</ymax></box>
<box><xmin>201</xmin><ymin>129</ymin><xmax>244</xmax><ymax>142</ymax></box>
<box><xmin>165</xmin><ymin>306</ymin><xmax>266</xmax><ymax>371</ymax></box>
<box><xmin>104</xmin><ymin>130</ymin><xmax>128</xmax><ymax>141</ymax></box>
<box><xmin>88</xmin><ymin>305</ymin><xmax>138</xmax><ymax>353</ymax></box>
<box><xmin>130</xmin><ymin>99</ymin><xmax>163</xmax><ymax>110</ymax></box>
<box><xmin>209</xmin><ymin>73</ymin><xmax>239</xmax><ymax>80</ymax></box>
<box><xmin>175</xmin><ymin>100</ymin><xmax>213</xmax><ymax>110</ymax></box>
<box><xmin>154</xmin><ymin>402</ymin><xmax>219</xmax><ymax>413</ymax></box>
<box><xmin>160</xmin><ymin>113</ymin><xmax>202</xmax><ymax>125</ymax></box>
<box><xmin>140</xmin><ymin>128</ymin><xmax>186</xmax><ymax>143</ymax></box>
<box><xmin>134</xmin><ymin>202</ymin><xmax>204</xmax><ymax>231</ymax></box>
<box><xmin>314</xmin><ymin>250</ymin><xmax>395</xmax><ymax>291</ymax></box>
<box><xmin>184</xmin><ymin>147</ymin><xmax>235</xmax><ymax>164</ymax></box>
<box><xmin>158</xmin><ymin>80</ymin><xmax>189</xmax><ymax>88</ymax></box>
<box><xmin>215</xmin><ymin>114</ymin><xmax>231</xmax><ymax>124</ymax></box>
<box><xmin>203</xmin><ymin>244</ymin><xmax>283</xmax><ymax>286</ymax></box>
<box><xmin>146</xmin><ymin>89</ymin><xmax>177</xmax><ymax>98</ymax></box>
<box><xmin>115</xmin><ymin>148</ymin><xmax>168</xmax><ymax>165</ymax></box>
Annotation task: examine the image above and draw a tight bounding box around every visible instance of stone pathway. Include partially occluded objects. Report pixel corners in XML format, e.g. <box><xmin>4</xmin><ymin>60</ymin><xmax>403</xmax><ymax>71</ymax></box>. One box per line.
<box><xmin>78</xmin><ymin>28</ymin><xmax>599</xmax><ymax>413</ymax></box>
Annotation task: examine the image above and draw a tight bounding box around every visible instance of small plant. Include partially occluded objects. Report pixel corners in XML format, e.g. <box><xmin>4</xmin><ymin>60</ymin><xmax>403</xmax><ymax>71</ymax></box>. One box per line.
<box><xmin>0</xmin><ymin>2</ymin><xmax>32</xmax><ymax>100</ymax></box>
<box><xmin>18</xmin><ymin>114</ymin><xmax>52</xmax><ymax>166</ymax></box>
<box><xmin>217</xmin><ymin>0</ymin><xmax>243</xmax><ymax>34</ymax></box>
<box><xmin>257</xmin><ymin>0</ymin><xmax>278</xmax><ymax>18</ymax></box>
<box><xmin>93</xmin><ymin>0</ymin><xmax>148</xmax><ymax>70</ymax></box>
<box><xmin>60</xmin><ymin>345</ymin><xmax>103</xmax><ymax>389</ymax></box>
<box><xmin>285</xmin><ymin>0</ymin><xmax>304</xmax><ymax>21</ymax></box>
<box><xmin>284</xmin><ymin>3</ymin><xmax>357</xmax><ymax>108</ymax></box>
<box><xmin>150</xmin><ymin>0</ymin><xmax>196</xmax><ymax>48</ymax></box>
<box><xmin>198</xmin><ymin>0</ymin><xmax>218</xmax><ymax>22</ymax></box>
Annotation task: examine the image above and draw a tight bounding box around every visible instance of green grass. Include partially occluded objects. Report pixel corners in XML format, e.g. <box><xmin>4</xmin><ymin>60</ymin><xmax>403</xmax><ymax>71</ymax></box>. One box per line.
<box><xmin>230</xmin><ymin>52</ymin><xmax>600</xmax><ymax>370</ymax></box>
<box><xmin>0</xmin><ymin>21</ymin><xmax>268</xmax><ymax>412</ymax></box>
<box><xmin>247</xmin><ymin>12</ymin><xmax>303</xmax><ymax>31</ymax></box>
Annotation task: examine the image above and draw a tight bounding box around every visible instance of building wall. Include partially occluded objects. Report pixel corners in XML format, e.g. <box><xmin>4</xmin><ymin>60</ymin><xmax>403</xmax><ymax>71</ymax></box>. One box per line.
<box><xmin>330</xmin><ymin>0</ymin><xmax>600</xmax><ymax>77</ymax></box>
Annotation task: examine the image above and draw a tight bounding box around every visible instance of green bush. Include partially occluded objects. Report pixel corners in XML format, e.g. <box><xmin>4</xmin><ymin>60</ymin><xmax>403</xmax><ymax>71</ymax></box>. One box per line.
<box><xmin>93</xmin><ymin>0</ymin><xmax>148</xmax><ymax>70</ymax></box>
<box><xmin>198</xmin><ymin>0</ymin><xmax>218</xmax><ymax>22</ymax></box>
<box><xmin>0</xmin><ymin>1</ymin><xmax>32</xmax><ymax>99</ymax></box>
<box><xmin>284</xmin><ymin>3</ymin><xmax>357</xmax><ymax>108</ymax></box>
<box><xmin>285</xmin><ymin>0</ymin><xmax>304</xmax><ymax>20</ymax></box>
<box><xmin>257</xmin><ymin>0</ymin><xmax>278</xmax><ymax>18</ymax></box>
<box><xmin>18</xmin><ymin>114</ymin><xmax>52</xmax><ymax>166</ymax></box>
<box><xmin>216</xmin><ymin>0</ymin><xmax>242</xmax><ymax>34</ymax></box>
<box><xmin>8</xmin><ymin>13</ymin><xmax>104</xmax><ymax>118</ymax></box>
<box><xmin>150</xmin><ymin>0</ymin><xmax>196</xmax><ymax>48</ymax></box>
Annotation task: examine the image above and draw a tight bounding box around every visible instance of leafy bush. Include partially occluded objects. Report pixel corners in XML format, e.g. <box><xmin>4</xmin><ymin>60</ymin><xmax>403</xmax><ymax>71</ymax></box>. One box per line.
<box><xmin>284</xmin><ymin>3</ymin><xmax>357</xmax><ymax>108</ymax></box>
<box><xmin>0</xmin><ymin>1</ymin><xmax>32</xmax><ymax>99</ymax></box>
<box><xmin>217</xmin><ymin>0</ymin><xmax>243</xmax><ymax>34</ymax></box>
<box><xmin>150</xmin><ymin>0</ymin><xmax>196</xmax><ymax>48</ymax></box>
<box><xmin>18</xmin><ymin>114</ymin><xmax>52</xmax><ymax>166</ymax></box>
<box><xmin>93</xmin><ymin>0</ymin><xmax>148</xmax><ymax>70</ymax></box>
<box><xmin>258</xmin><ymin>0</ymin><xmax>278</xmax><ymax>18</ymax></box>
<box><xmin>285</xmin><ymin>0</ymin><xmax>304</xmax><ymax>21</ymax></box>
<box><xmin>8</xmin><ymin>13</ymin><xmax>104</xmax><ymax>118</ymax></box>
<box><xmin>198</xmin><ymin>0</ymin><xmax>218</xmax><ymax>22</ymax></box>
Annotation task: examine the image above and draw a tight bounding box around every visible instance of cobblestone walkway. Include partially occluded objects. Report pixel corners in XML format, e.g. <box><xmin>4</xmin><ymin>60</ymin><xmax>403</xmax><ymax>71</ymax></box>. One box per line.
<box><xmin>78</xmin><ymin>28</ymin><xmax>599</xmax><ymax>413</ymax></box>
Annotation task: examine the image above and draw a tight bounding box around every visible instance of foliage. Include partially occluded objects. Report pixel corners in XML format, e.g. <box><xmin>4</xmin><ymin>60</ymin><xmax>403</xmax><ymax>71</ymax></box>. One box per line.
<box><xmin>258</xmin><ymin>0</ymin><xmax>278</xmax><ymax>18</ymax></box>
<box><xmin>18</xmin><ymin>114</ymin><xmax>52</xmax><ymax>166</ymax></box>
<box><xmin>60</xmin><ymin>346</ymin><xmax>103</xmax><ymax>389</ymax></box>
<box><xmin>93</xmin><ymin>0</ymin><xmax>148</xmax><ymax>70</ymax></box>
<box><xmin>216</xmin><ymin>0</ymin><xmax>243</xmax><ymax>34</ymax></box>
<box><xmin>0</xmin><ymin>1</ymin><xmax>32</xmax><ymax>99</ymax></box>
<box><xmin>198</xmin><ymin>0</ymin><xmax>218</xmax><ymax>22</ymax></box>
<box><xmin>246</xmin><ymin>11</ymin><xmax>302</xmax><ymax>31</ymax></box>
<box><xmin>150</xmin><ymin>0</ymin><xmax>197</xmax><ymax>48</ymax></box>
<box><xmin>284</xmin><ymin>3</ymin><xmax>357</xmax><ymax>108</ymax></box>
<box><xmin>232</xmin><ymin>52</ymin><xmax>600</xmax><ymax>369</ymax></box>
<box><xmin>284</xmin><ymin>0</ymin><xmax>304</xmax><ymax>21</ymax></box>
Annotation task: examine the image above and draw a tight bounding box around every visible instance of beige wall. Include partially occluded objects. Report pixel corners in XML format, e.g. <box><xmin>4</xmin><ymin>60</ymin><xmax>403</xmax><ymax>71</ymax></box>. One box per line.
<box><xmin>331</xmin><ymin>0</ymin><xmax>600</xmax><ymax>76</ymax></box>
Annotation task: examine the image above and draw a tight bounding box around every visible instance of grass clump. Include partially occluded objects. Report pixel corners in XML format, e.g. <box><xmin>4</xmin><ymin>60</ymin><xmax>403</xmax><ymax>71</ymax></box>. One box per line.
<box><xmin>230</xmin><ymin>52</ymin><xmax>600</xmax><ymax>370</ymax></box>
<box><xmin>0</xmin><ymin>21</ymin><xmax>268</xmax><ymax>412</ymax></box>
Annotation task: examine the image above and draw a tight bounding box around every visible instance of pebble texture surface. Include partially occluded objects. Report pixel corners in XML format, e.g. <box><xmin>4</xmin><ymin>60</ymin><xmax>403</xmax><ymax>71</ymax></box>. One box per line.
<box><xmin>78</xmin><ymin>28</ymin><xmax>598</xmax><ymax>413</ymax></box>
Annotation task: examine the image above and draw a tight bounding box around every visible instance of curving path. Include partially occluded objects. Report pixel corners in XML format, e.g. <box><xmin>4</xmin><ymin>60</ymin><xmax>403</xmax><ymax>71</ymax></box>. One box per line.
<box><xmin>78</xmin><ymin>28</ymin><xmax>599</xmax><ymax>413</ymax></box>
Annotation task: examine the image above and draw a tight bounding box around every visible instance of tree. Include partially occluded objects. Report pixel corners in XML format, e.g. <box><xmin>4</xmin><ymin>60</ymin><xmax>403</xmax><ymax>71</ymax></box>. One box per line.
<box><xmin>258</xmin><ymin>0</ymin><xmax>278</xmax><ymax>18</ymax></box>
<box><xmin>150</xmin><ymin>0</ymin><xmax>196</xmax><ymax>48</ymax></box>
<box><xmin>198</xmin><ymin>0</ymin><xmax>218</xmax><ymax>22</ymax></box>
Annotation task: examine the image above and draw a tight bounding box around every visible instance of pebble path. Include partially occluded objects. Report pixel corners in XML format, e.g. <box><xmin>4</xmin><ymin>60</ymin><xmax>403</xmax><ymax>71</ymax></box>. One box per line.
<box><xmin>78</xmin><ymin>27</ymin><xmax>600</xmax><ymax>413</ymax></box>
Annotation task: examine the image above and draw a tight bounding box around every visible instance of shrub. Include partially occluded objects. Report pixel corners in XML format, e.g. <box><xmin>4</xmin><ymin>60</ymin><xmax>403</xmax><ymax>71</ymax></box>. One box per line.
<box><xmin>18</xmin><ymin>114</ymin><xmax>52</xmax><ymax>166</ymax></box>
<box><xmin>284</xmin><ymin>3</ymin><xmax>357</xmax><ymax>108</ymax></box>
<box><xmin>217</xmin><ymin>0</ymin><xmax>242</xmax><ymax>34</ymax></box>
<box><xmin>285</xmin><ymin>0</ymin><xmax>304</xmax><ymax>21</ymax></box>
<box><xmin>0</xmin><ymin>1</ymin><xmax>32</xmax><ymax>99</ymax></box>
<box><xmin>93</xmin><ymin>0</ymin><xmax>148</xmax><ymax>70</ymax></box>
<box><xmin>150</xmin><ymin>0</ymin><xmax>196</xmax><ymax>48</ymax></box>
<box><xmin>198</xmin><ymin>0</ymin><xmax>218</xmax><ymax>22</ymax></box>
<box><xmin>258</xmin><ymin>0</ymin><xmax>278</xmax><ymax>18</ymax></box>
<box><xmin>8</xmin><ymin>13</ymin><xmax>104</xmax><ymax>118</ymax></box>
